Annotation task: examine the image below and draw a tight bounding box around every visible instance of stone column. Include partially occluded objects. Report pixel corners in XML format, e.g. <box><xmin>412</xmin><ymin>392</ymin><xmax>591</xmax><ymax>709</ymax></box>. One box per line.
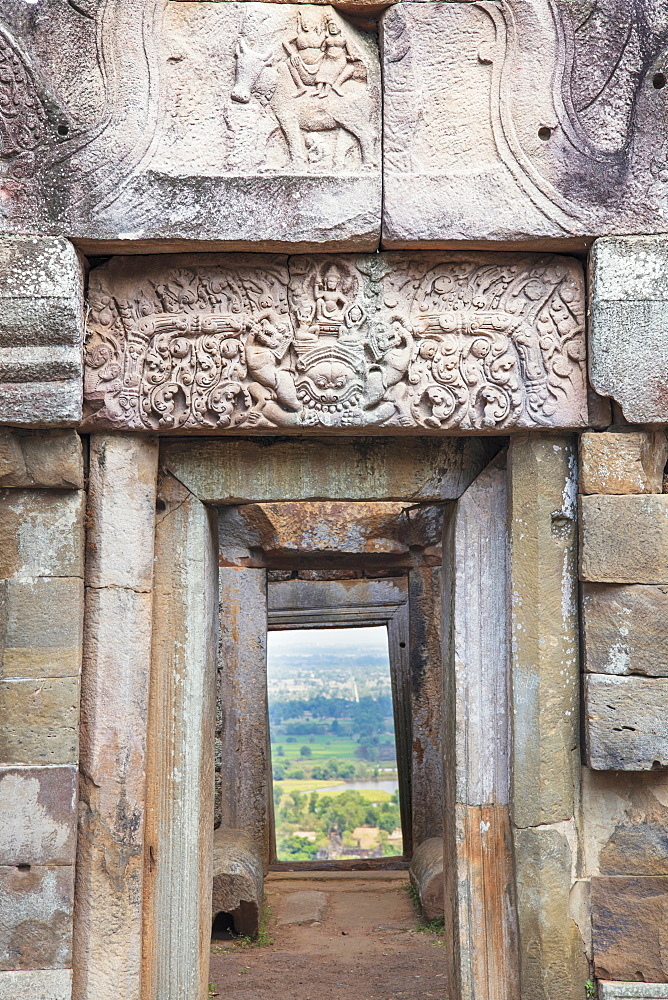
<box><xmin>507</xmin><ymin>433</ymin><xmax>589</xmax><ymax>1000</ymax></box>
<box><xmin>442</xmin><ymin>455</ymin><xmax>519</xmax><ymax>1000</ymax></box>
<box><xmin>72</xmin><ymin>436</ymin><xmax>159</xmax><ymax>1000</ymax></box>
<box><xmin>0</xmin><ymin>429</ymin><xmax>85</xmax><ymax>1000</ymax></box>
<box><xmin>142</xmin><ymin>472</ymin><xmax>217</xmax><ymax>1000</ymax></box>
<box><xmin>217</xmin><ymin>565</ymin><xmax>272</xmax><ymax>867</ymax></box>
<box><xmin>408</xmin><ymin>565</ymin><xmax>443</xmax><ymax>848</ymax></box>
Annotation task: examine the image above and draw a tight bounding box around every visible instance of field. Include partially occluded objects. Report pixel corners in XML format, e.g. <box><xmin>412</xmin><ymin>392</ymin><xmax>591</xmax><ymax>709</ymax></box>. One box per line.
<box><xmin>274</xmin><ymin>779</ymin><xmax>393</xmax><ymax>803</ymax></box>
<box><xmin>271</xmin><ymin>734</ymin><xmax>361</xmax><ymax>762</ymax></box>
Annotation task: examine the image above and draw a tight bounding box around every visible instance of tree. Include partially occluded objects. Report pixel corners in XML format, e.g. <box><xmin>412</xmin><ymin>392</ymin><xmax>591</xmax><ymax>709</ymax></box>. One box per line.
<box><xmin>300</xmin><ymin>745</ymin><xmax>313</xmax><ymax>758</ymax></box>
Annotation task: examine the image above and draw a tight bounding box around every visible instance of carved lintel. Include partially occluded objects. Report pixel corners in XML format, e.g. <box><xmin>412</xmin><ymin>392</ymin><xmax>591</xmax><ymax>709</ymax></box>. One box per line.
<box><xmin>83</xmin><ymin>251</ymin><xmax>588</xmax><ymax>434</ymax></box>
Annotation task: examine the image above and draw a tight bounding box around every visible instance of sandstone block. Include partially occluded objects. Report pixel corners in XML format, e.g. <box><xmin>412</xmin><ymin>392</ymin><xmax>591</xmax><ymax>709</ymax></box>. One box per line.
<box><xmin>212</xmin><ymin>829</ymin><xmax>264</xmax><ymax>938</ymax></box>
<box><xmin>409</xmin><ymin>838</ymin><xmax>443</xmax><ymax>923</ymax></box>
<box><xmin>85</xmin><ymin>436</ymin><xmax>159</xmax><ymax>591</ymax></box>
<box><xmin>0</xmin><ymin>968</ymin><xmax>72</xmax><ymax>1000</ymax></box>
<box><xmin>0</xmin><ymin>767</ymin><xmax>76</xmax><ymax>867</ymax></box>
<box><xmin>579</xmin><ymin>431</ymin><xmax>668</xmax><ymax>496</ymax></box>
<box><xmin>0</xmin><ymin>238</ymin><xmax>83</xmax><ymax>427</ymax></box>
<box><xmin>162</xmin><ymin>436</ymin><xmax>500</xmax><ymax>503</ymax></box>
<box><xmin>0</xmin><ymin>678</ymin><xmax>79</xmax><ymax>766</ymax></box>
<box><xmin>590</xmin><ymin>238</ymin><xmax>668</xmax><ymax>424</ymax></box>
<box><xmin>0</xmin><ymin>490</ymin><xmax>84</xmax><ymax>581</ymax></box>
<box><xmin>592</xmin><ymin>875</ymin><xmax>668</xmax><ymax>983</ymax></box>
<box><xmin>277</xmin><ymin>891</ymin><xmax>328</xmax><ymax>926</ymax></box>
<box><xmin>585</xmin><ymin>675</ymin><xmax>668</xmax><ymax>771</ymax></box>
<box><xmin>513</xmin><ymin>825</ymin><xmax>589</xmax><ymax>1000</ymax></box>
<box><xmin>83</xmin><ymin>251</ymin><xmax>589</xmax><ymax>433</ymax></box>
<box><xmin>0</xmin><ymin>430</ymin><xmax>83</xmax><ymax>490</ymax></box>
<box><xmin>0</xmin><ymin>4</ymin><xmax>380</xmax><ymax>251</ymax></box>
<box><xmin>600</xmin><ymin>986</ymin><xmax>668</xmax><ymax>1000</ymax></box>
<box><xmin>382</xmin><ymin>4</ymin><xmax>668</xmax><ymax>248</ymax></box>
<box><xmin>580</xmin><ymin>496</ymin><xmax>668</xmax><ymax>585</ymax></box>
<box><xmin>0</xmin><ymin>864</ymin><xmax>74</xmax><ymax>971</ymax></box>
<box><xmin>508</xmin><ymin>435</ymin><xmax>579</xmax><ymax>828</ymax></box>
<box><xmin>0</xmin><ymin>577</ymin><xmax>83</xmax><ymax>680</ymax></box>
<box><xmin>582</xmin><ymin>770</ymin><xmax>668</xmax><ymax>878</ymax></box>
<box><xmin>582</xmin><ymin>584</ymin><xmax>668</xmax><ymax>677</ymax></box>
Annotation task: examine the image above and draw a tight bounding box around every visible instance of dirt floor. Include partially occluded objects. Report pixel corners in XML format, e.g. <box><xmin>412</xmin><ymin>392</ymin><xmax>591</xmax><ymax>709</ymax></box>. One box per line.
<box><xmin>209</xmin><ymin>870</ymin><xmax>448</xmax><ymax>1000</ymax></box>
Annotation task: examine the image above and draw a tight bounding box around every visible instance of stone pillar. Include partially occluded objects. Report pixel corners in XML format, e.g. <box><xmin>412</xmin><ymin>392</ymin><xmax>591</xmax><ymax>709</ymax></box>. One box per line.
<box><xmin>142</xmin><ymin>473</ymin><xmax>217</xmax><ymax>1000</ymax></box>
<box><xmin>507</xmin><ymin>434</ymin><xmax>589</xmax><ymax>1000</ymax></box>
<box><xmin>72</xmin><ymin>436</ymin><xmax>159</xmax><ymax>1000</ymax></box>
<box><xmin>0</xmin><ymin>430</ymin><xmax>85</xmax><ymax>1000</ymax></box>
<box><xmin>217</xmin><ymin>565</ymin><xmax>272</xmax><ymax>867</ymax></box>
<box><xmin>408</xmin><ymin>565</ymin><xmax>443</xmax><ymax>848</ymax></box>
<box><xmin>442</xmin><ymin>455</ymin><xmax>520</xmax><ymax>1000</ymax></box>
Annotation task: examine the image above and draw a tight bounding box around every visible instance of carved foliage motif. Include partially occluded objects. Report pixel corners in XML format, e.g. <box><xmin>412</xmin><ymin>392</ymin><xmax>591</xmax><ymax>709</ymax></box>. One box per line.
<box><xmin>84</xmin><ymin>253</ymin><xmax>587</xmax><ymax>433</ymax></box>
<box><xmin>0</xmin><ymin>25</ymin><xmax>49</xmax><ymax>182</ymax></box>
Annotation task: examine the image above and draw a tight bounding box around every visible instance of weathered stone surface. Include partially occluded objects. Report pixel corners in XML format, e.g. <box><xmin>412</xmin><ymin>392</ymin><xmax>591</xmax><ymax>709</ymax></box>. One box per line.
<box><xmin>585</xmin><ymin>675</ymin><xmax>668</xmax><ymax>771</ymax></box>
<box><xmin>0</xmin><ymin>3</ymin><xmax>380</xmax><ymax>251</ymax></box>
<box><xmin>514</xmin><ymin>825</ymin><xmax>589</xmax><ymax>1000</ymax></box>
<box><xmin>218</xmin><ymin>567</ymin><xmax>272</xmax><ymax>867</ymax></box>
<box><xmin>582</xmin><ymin>770</ymin><xmax>668</xmax><ymax>878</ymax></box>
<box><xmin>600</xmin><ymin>985</ymin><xmax>668</xmax><ymax>1000</ymax></box>
<box><xmin>85</xmin><ymin>436</ymin><xmax>159</xmax><ymax>592</ymax></box>
<box><xmin>219</xmin><ymin>501</ymin><xmax>441</xmax><ymax>568</ymax></box>
<box><xmin>442</xmin><ymin>458</ymin><xmax>519</xmax><ymax>1000</ymax></box>
<box><xmin>0</xmin><ymin>767</ymin><xmax>76</xmax><ymax>867</ymax></box>
<box><xmin>582</xmin><ymin>584</ymin><xmax>668</xmax><ymax>677</ymax></box>
<box><xmin>508</xmin><ymin>435</ymin><xmax>579</xmax><ymax>827</ymax></box>
<box><xmin>0</xmin><ymin>968</ymin><xmax>72</xmax><ymax>1000</ymax></box>
<box><xmin>580</xmin><ymin>496</ymin><xmax>668</xmax><ymax>585</ymax></box>
<box><xmin>0</xmin><ymin>864</ymin><xmax>74</xmax><ymax>971</ymax></box>
<box><xmin>72</xmin><ymin>434</ymin><xmax>158</xmax><ymax>1000</ymax></box>
<box><xmin>0</xmin><ymin>430</ymin><xmax>83</xmax><ymax>490</ymax></box>
<box><xmin>592</xmin><ymin>876</ymin><xmax>668</xmax><ymax>982</ymax></box>
<box><xmin>277</xmin><ymin>891</ymin><xmax>328</xmax><ymax>926</ymax></box>
<box><xmin>0</xmin><ymin>677</ymin><xmax>79</xmax><ymax>766</ymax></box>
<box><xmin>579</xmin><ymin>431</ymin><xmax>668</xmax><ymax>496</ymax></box>
<box><xmin>0</xmin><ymin>238</ymin><xmax>83</xmax><ymax>427</ymax></box>
<box><xmin>162</xmin><ymin>436</ymin><xmax>501</xmax><ymax>503</ymax></box>
<box><xmin>409</xmin><ymin>837</ymin><xmax>443</xmax><ymax>923</ymax></box>
<box><xmin>268</xmin><ymin>576</ymin><xmax>407</xmax><ymax>628</ymax></box>
<box><xmin>0</xmin><ymin>577</ymin><xmax>83</xmax><ymax>680</ymax></box>
<box><xmin>143</xmin><ymin>473</ymin><xmax>217</xmax><ymax>1000</ymax></box>
<box><xmin>409</xmin><ymin>565</ymin><xmax>442</xmax><ymax>846</ymax></box>
<box><xmin>382</xmin><ymin>4</ymin><xmax>668</xmax><ymax>249</ymax></box>
<box><xmin>83</xmin><ymin>252</ymin><xmax>589</xmax><ymax>433</ymax></box>
<box><xmin>590</xmin><ymin>238</ymin><xmax>668</xmax><ymax>424</ymax></box>
<box><xmin>0</xmin><ymin>490</ymin><xmax>84</xmax><ymax>582</ymax></box>
<box><xmin>212</xmin><ymin>829</ymin><xmax>265</xmax><ymax>938</ymax></box>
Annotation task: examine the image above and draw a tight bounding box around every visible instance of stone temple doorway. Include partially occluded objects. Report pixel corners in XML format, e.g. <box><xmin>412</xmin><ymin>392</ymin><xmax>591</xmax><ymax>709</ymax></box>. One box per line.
<box><xmin>77</xmin><ymin>431</ymin><xmax>581</xmax><ymax>1000</ymax></box>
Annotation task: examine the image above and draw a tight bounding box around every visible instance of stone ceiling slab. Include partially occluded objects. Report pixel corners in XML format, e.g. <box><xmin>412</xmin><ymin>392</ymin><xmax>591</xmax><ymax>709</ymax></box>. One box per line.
<box><xmin>382</xmin><ymin>2</ymin><xmax>668</xmax><ymax>250</ymax></box>
<box><xmin>0</xmin><ymin>1</ymin><xmax>380</xmax><ymax>252</ymax></box>
<box><xmin>84</xmin><ymin>250</ymin><xmax>590</xmax><ymax>434</ymax></box>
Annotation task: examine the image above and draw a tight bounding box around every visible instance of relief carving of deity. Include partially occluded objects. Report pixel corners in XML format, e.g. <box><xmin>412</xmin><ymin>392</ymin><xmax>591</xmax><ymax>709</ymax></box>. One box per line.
<box><xmin>230</xmin><ymin>8</ymin><xmax>379</xmax><ymax>172</ymax></box>
<box><xmin>83</xmin><ymin>252</ymin><xmax>588</xmax><ymax>434</ymax></box>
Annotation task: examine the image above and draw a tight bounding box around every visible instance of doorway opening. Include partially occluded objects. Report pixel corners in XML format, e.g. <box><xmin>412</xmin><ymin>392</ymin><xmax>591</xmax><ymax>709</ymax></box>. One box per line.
<box><xmin>267</xmin><ymin>625</ymin><xmax>402</xmax><ymax>863</ymax></box>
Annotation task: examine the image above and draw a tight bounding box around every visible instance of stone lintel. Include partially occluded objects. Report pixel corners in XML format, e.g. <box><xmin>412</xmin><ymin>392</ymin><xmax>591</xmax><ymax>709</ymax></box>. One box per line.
<box><xmin>83</xmin><ymin>252</ymin><xmax>589</xmax><ymax>435</ymax></box>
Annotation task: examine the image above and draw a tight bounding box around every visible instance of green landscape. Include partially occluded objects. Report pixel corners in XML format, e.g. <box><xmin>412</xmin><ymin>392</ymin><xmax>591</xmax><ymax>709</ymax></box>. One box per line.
<box><xmin>268</xmin><ymin>628</ymin><xmax>402</xmax><ymax>861</ymax></box>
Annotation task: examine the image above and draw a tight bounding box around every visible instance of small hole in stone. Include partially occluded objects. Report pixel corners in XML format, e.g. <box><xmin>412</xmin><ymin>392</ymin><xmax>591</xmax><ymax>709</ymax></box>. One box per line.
<box><xmin>156</xmin><ymin>499</ymin><xmax>166</xmax><ymax>512</ymax></box>
<box><xmin>17</xmin><ymin>864</ymin><xmax>31</xmax><ymax>872</ymax></box>
<box><xmin>538</xmin><ymin>126</ymin><xmax>552</xmax><ymax>141</ymax></box>
<box><xmin>399</xmin><ymin>642</ymin><xmax>406</xmax><ymax>648</ymax></box>
<box><xmin>653</xmin><ymin>72</ymin><xmax>667</xmax><ymax>89</ymax></box>
<box><xmin>211</xmin><ymin>911</ymin><xmax>237</xmax><ymax>941</ymax></box>
<box><xmin>57</xmin><ymin>123</ymin><xmax>69</xmax><ymax>137</ymax></box>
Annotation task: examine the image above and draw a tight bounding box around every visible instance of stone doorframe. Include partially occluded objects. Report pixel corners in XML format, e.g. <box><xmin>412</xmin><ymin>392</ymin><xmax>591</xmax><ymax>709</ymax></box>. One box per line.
<box><xmin>74</xmin><ymin>432</ymin><xmax>585</xmax><ymax>1000</ymax></box>
<box><xmin>267</xmin><ymin>576</ymin><xmax>412</xmax><ymax>854</ymax></box>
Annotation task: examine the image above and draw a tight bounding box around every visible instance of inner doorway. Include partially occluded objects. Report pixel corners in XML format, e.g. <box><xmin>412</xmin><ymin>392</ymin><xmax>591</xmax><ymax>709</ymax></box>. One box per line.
<box><xmin>267</xmin><ymin>625</ymin><xmax>402</xmax><ymax>863</ymax></box>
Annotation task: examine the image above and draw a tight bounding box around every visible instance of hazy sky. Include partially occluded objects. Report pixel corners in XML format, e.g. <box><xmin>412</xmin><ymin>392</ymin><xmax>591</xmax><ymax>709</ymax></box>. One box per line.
<box><xmin>268</xmin><ymin>625</ymin><xmax>389</xmax><ymax>657</ymax></box>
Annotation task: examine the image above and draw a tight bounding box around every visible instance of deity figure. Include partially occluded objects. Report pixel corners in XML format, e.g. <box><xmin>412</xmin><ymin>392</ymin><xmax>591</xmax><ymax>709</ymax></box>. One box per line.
<box><xmin>245</xmin><ymin>295</ymin><xmax>300</xmax><ymax>412</ymax></box>
<box><xmin>314</xmin><ymin>17</ymin><xmax>366</xmax><ymax>98</ymax></box>
<box><xmin>315</xmin><ymin>264</ymin><xmax>349</xmax><ymax>329</ymax></box>
<box><xmin>282</xmin><ymin>9</ymin><xmax>326</xmax><ymax>97</ymax></box>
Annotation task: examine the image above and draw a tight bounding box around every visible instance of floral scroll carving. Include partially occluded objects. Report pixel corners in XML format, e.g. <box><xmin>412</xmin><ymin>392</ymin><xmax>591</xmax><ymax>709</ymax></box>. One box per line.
<box><xmin>84</xmin><ymin>252</ymin><xmax>588</xmax><ymax>433</ymax></box>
